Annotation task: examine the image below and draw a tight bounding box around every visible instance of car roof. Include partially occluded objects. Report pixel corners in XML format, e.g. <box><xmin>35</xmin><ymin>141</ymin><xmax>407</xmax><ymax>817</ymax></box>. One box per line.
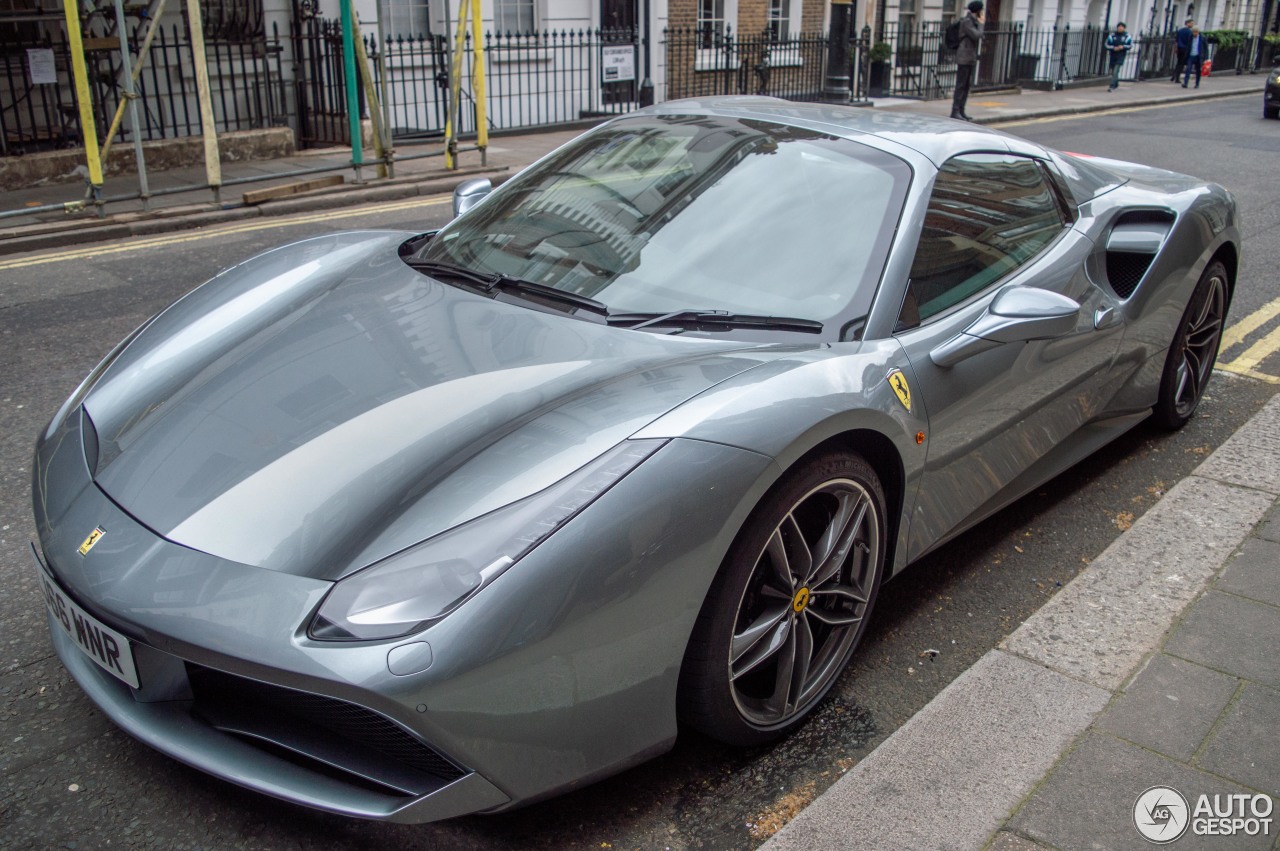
<box><xmin>637</xmin><ymin>96</ymin><xmax>1049</xmax><ymax>166</ymax></box>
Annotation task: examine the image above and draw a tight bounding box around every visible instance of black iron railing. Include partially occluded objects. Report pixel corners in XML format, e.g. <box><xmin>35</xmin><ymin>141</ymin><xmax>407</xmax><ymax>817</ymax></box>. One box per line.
<box><xmin>662</xmin><ymin>26</ymin><xmax>830</xmax><ymax>101</ymax></box>
<box><xmin>375</xmin><ymin>27</ymin><xmax>643</xmax><ymax>144</ymax></box>
<box><xmin>0</xmin><ymin>22</ymin><xmax>288</xmax><ymax>157</ymax></box>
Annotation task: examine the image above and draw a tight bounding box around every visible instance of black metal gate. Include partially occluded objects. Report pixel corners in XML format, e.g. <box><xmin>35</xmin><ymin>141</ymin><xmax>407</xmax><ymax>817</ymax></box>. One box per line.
<box><xmin>290</xmin><ymin>8</ymin><xmax>361</xmax><ymax>147</ymax></box>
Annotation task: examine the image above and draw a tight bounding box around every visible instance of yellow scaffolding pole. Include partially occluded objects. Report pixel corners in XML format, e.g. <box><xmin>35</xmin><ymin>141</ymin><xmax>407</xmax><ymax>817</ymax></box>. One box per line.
<box><xmin>62</xmin><ymin>0</ymin><xmax>103</xmax><ymax>197</ymax></box>
<box><xmin>185</xmin><ymin>0</ymin><xmax>222</xmax><ymax>201</ymax></box>
<box><xmin>469</xmin><ymin>0</ymin><xmax>487</xmax><ymax>162</ymax></box>
<box><xmin>443</xmin><ymin>0</ymin><xmax>487</xmax><ymax>170</ymax></box>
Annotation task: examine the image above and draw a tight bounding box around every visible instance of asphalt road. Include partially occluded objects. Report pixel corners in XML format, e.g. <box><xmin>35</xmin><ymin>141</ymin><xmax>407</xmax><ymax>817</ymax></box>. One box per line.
<box><xmin>0</xmin><ymin>95</ymin><xmax>1277</xmax><ymax>850</ymax></box>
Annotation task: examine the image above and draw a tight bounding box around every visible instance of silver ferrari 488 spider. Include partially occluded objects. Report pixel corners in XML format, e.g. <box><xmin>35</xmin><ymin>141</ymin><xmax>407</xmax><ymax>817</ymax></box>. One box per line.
<box><xmin>33</xmin><ymin>97</ymin><xmax>1237</xmax><ymax>823</ymax></box>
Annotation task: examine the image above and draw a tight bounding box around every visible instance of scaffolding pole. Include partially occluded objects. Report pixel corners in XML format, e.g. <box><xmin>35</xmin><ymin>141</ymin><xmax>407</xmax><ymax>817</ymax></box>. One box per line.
<box><xmin>351</xmin><ymin>15</ymin><xmax>390</xmax><ymax>179</ymax></box>
<box><xmin>339</xmin><ymin>0</ymin><xmax>363</xmax><ymax>181</ymax></box>
<box><xmin>443</xmin><ymin>0</ymin><xmax>487</xmax><ymax>169</ymax></box>
<box><xmin>62</xmin><ymin>0</ymin><xmax>104</xmax><ymax>211</ymax></box>
<box><xmin>110</xmin><ymin>0</ymin><xmax>151</xmax><ymax>208</ymax></box>
<box><xmin>185</xmin><ymin>0</ymin><xmax>222</xmax><ymax>202</ymax></box>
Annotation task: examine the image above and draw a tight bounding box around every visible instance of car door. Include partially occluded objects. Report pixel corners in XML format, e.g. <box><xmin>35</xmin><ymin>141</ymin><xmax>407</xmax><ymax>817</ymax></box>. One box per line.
<box><xmin>893</xmin><ymin>152</ymin><xmax>1124</xmax><ymax>561</ymax></box>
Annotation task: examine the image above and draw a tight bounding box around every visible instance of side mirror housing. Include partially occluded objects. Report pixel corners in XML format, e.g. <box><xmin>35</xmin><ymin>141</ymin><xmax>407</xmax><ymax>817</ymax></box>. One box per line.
<box><xmin>452</xmin><ymin>178</ymin><xmax>493</xmax><ymax>218</ymax></box>
<box><xmin>930</xmin><ymin>286</ymin><xmax>1081</xmax><ymax>367</ymax></box>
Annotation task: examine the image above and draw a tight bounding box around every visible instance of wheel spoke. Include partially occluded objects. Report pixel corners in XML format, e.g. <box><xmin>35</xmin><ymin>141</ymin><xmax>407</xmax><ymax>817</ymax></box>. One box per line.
<box><xmin>1173</xmin><ymin>357</ymin><xmax>1191</xmax><ymax>406</ymax></box>
<box><xmin>1187</xmin><ymin>317</ymin><xmax>1221</xmax><ymax>348</ymax></box>
<box><xmin>807</xmin><ymin>492</ymin><xmax>867</xmax><ymax>588</ymax></box>
<box><xmin>730</xmin><ymin>603</ymin><xmax>790</xmax><ymax>666</ymax></box>
<box><xmin>763</xmin><ymin>529</ymin><xmax>795</xmax><ymax>593</ymax></box>
<box><xmin>731</xmin><ymin>617</ymin><xmax>790</xmax><ymax>681</ymax></box>
<box><xmin>781</xmin><ymin>514</ymin><xmax>813</xmax><ymax>584</ymax></box>
<box><xmin>787</xmin><ymin>615</ymin><xmax>815</xmax><ymax>709</ymax></box>
<box><xmin>806</xmin><ymin>605</ymin><xmax>864</xmax><ymax>628</ymax></box>
<box><xmin>764</xmin><ymin>622</ymin><xmax>800</xmax><ymax>718</ymax></box>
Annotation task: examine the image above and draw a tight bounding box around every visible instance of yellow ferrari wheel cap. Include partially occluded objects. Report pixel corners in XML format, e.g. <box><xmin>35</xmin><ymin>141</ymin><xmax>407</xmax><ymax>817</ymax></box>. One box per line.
<box><xmin>792</xmin><ymin>587</ymin><xmax>810</xmax><ymax>613</ymax></box>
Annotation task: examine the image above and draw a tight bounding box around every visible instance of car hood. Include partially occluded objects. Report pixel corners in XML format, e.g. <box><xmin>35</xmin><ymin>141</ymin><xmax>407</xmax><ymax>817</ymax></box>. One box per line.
<box><xmin>83</xmin><ymin>232</ymin><xmax>791</xmax><ymax>580</ymax></box>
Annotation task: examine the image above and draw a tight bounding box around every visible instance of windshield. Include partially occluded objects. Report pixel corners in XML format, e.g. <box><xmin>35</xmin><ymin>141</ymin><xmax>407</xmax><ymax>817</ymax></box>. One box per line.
<box><xmin>412</xmin><ymin>114</ymin><xmax>911</xmax><ymax>336</ymax></box>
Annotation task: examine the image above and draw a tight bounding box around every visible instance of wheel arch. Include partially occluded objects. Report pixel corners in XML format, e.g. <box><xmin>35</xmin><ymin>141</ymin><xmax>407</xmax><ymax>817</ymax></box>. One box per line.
<box><xmin>772</xmin><ymin>427</ymin><xmax>909</xmax><ymax>579</ymax></box>
<box><xmin>1208</xmin><ymin>240</ymin><xmax>1238</xmax><ymax>305</ymax></box>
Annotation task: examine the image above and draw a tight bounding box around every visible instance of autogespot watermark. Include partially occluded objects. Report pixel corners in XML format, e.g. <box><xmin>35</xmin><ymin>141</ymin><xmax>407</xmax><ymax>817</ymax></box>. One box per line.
<box><xmin>1134</xmin><ymin>786</ymin><xmax>1274</xmax><ymax>844</ymax></box>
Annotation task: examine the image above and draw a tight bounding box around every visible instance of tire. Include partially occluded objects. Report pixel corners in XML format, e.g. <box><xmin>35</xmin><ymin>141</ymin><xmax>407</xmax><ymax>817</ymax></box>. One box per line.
<box><xmin>677</xmin><ymin>451</ymin><xmax>887</xmax><ymax>746</ymax></box>
<box><xmin>1265</xmin><ymin>104</ymin><xmax>1280</xmax><ymax>120</ymax></box>
<box><xmin>1152</xmin><ymin>260</ymin><xmax>1228</xmax><ymax>430</ymax></box>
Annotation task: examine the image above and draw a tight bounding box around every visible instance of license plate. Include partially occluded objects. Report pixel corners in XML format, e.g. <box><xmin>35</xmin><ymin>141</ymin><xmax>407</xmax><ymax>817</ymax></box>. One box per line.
<box><xmin>33</xmin><ymin>547</ymin><xmax>140</xmax><ymax>689</ymax></box>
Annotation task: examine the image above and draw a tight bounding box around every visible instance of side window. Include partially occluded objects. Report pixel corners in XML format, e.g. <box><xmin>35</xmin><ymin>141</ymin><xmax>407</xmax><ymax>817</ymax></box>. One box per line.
<box><xmin>899</xmin><ymin>153</ymin><xmax>1066</xmax><ymax>329</ymax></box>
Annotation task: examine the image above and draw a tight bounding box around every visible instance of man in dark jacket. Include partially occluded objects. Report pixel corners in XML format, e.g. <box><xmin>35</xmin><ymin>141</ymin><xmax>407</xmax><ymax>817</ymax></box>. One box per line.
<box><xmin>1172</xmin><ymin>18</ymin><xmax>1194</xmax><ymax>82</ymax></box>
<box><xmin>950</xmin><ymin>0</ymin><xmax>984</xmax><ymax>120</ymax></box>
<box><xmin>1105</xmin><ymin>22</ymin><xmax>1132</xmax><ymax>91</ymax></box>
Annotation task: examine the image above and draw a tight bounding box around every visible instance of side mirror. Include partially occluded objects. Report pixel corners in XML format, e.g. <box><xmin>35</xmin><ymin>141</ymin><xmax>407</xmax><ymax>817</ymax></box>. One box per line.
<box><xmin>930</xmin><ymin>286</ymin><xmax>1081</xmax><ymax>367</ymax></box>
<box><xmin>452</xmin><ymin>178</ymin><xmax>493</xmax><ymax>218</ymax></box>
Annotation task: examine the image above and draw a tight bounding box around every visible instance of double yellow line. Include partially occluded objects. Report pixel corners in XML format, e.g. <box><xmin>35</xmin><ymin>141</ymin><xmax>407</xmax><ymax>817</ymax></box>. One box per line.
<box><xmin>0</xmin><ymin>195</ymin><xmax>450</xmax><ymax>272</ymax></box>
<box><xmin>1218</xmin><ymin>297</ymin><xmax>1280</xmax><ymax>384</ymax></box>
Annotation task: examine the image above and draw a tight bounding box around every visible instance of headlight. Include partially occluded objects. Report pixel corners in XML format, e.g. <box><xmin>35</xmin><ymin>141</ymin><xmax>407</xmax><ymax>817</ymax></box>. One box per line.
<box><xmin>309</xmin><ymin>439</ymin><xmax>665</xmax><ymax>641</ymax></box>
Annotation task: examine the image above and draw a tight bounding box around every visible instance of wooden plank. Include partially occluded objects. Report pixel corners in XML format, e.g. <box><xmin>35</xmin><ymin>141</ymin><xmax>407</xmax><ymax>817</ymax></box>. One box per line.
<box><xmin>82</xmin><ymin>37</ymin><xmax>119</xmax><ymax>51</ymax></box>
<box><xmin>242</xmin><ymin>175</ymin><xmax>345</xmax><ymax>205</ymax></box>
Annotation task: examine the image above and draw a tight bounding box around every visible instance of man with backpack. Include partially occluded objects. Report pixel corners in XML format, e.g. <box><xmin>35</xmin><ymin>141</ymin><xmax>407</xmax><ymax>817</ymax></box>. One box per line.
<box><xmin>1105</xmin><ymin>22</ymin><xmax>1133</xmax><ymax>91</ymax></box>
<box><xmin>949</xmin><ymin>0</ymin><xmax>984</xmax><ymax>121</ymax></box>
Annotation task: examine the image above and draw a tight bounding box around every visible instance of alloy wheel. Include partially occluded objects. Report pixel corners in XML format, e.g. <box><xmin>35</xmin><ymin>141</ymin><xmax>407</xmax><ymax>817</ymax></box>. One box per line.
<box><xmin>1172</xmin><ymin>271</ymin><xmax>1226</xmax><ymax>420</ymax></box>
<box><xmin>727</xmin><ymin>478</ymin><xmax>881</xmax><ymax>728</ymax></box>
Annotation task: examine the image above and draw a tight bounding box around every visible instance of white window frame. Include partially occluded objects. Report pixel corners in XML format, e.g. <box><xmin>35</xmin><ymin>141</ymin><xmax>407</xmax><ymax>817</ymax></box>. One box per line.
<box><xmin>695</xmin><ymin>0</ymin><xmax>738</xmax><ymax>70</ymax></box>
<box><xmin>493</xmin><ymin>0</ymin><xmax>537</xmax><ymax>35</ymax></box>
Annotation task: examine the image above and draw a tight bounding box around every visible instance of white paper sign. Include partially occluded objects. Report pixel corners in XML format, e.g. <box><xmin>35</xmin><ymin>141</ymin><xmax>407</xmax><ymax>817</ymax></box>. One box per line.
<box><xmin>27</xmin><ymin>48</ymin><xmax>57</xmax><ymax>85</ymax></box>
<box><xmin>602</xmin><ymin>45</ymin><xmax>635</xmax><ymax>83</ymax></box>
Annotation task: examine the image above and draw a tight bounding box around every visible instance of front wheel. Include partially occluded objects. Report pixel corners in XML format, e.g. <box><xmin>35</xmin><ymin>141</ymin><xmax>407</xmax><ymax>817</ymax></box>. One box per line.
<box><xmin>678</xmin><ymin>451</ymin><xmax>886</xmax><ymax>746</ymax></box>
<box><xmin>1264</xmin><ymin>104</ymin><xmax>1279</xmax><ymax>120</ymax></box>
<box><xmin>1152</xmin><ymin>260</ymin><xmax>1228</xmax><ymax>430</ymax></box>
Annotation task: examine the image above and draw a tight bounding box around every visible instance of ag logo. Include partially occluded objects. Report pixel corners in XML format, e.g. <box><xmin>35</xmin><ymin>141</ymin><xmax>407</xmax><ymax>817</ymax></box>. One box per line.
<box><xmin>1134</xmin><ymin>786</ymin><xmax>1190</xmax><ymax>843</ymax></box>
<box><xmin>887</xmin><ymin>369</ymin><xmax>912</xmax><ymax>412</ymax></box>
<box><xmin>78</xmin><ymin>526</ymin><xmax>106</xmax><ymax>556</ymax></box>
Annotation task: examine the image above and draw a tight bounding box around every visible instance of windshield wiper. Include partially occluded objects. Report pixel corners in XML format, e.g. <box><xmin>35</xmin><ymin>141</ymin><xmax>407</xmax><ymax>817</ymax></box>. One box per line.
<box><xmin>607</xmin><ymin>310</ymin><xmax>823</xmax><ymax>333</ymax></box>
<box><xmin>487</xmin><ymin>276</ymin><xmax>609</xmax><ymax>316</ymax></box>
<box><xmin>406</xmin><ymin>259</ymin><xmax>607</xmax><ymax>317</ymax></box>
<box><xmin>404</xmin><ymin>259</ymin><xmax>497</xmax><ymax>289</ymax></box>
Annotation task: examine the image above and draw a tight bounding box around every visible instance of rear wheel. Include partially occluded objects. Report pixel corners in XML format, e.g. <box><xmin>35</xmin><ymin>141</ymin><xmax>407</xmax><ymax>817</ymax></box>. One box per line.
<box><xmin>1152</xmin><ymin>260</ymin><xmax>1227</xmax><ymax>430</ymax></box>
<box><xmin>678</xmin><ymin>451</ymin><xmax>886</xmax><ymax>746</ymax></box>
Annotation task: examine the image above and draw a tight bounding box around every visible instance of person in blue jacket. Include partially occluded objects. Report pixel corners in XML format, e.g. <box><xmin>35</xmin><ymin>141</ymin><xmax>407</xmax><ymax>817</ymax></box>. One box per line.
<box><xmin>1183</xmin><ymin>26</ymin><xmax>1207</xmax><ymax>87</ymax></box>
<box><xmin>1172</xmin><ymin>18</ymin><xmax>1194</xmax><ymax>82</ymax></box>
<box><xmin>1105</xmin><ymin>22</ymin><xmax>1133</xmax><ymax>91</ymax></box>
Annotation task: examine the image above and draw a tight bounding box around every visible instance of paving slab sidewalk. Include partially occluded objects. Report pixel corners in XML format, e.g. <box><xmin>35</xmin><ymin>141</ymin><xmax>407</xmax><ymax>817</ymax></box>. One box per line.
<box><xmin>763</xmin><ymin>393</ymin><xmax>1280</xmax><ymax>851</ymax></box>
<box><xmin>0</xmin><ymin>73</ymin><xmax>1265</xmax><ymax>257</ymax></box>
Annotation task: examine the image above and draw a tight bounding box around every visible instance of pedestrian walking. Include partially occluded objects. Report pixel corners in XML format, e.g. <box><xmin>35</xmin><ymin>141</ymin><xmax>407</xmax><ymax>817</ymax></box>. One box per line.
<box><xmin>1183</xmin><ymin>27</ymin><xmax>1207</xmax><ymax>87</ymax></box>
<box><xmin>1105</xmin><ymin>22</ymin><xmax>1133</xmax><ymax>91</ymax></box>
<box><xmin>1172</xmin><ymin>18</ymin><xmax>1194</xmax><ymax>82</ymax></box>
<box><xmin>950</xmin><ymin>0</ymin><xmax>984</xmax><ymax>121</ymax></box>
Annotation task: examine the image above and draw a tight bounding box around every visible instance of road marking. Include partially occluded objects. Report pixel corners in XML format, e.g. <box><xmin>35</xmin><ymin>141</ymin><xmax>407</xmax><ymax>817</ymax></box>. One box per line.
<box><xmin>1216</xmin><ymin>297</ymin><xmax>1280</xmax><ymax>383</ymax></box>
<box><xmin>0</xmin><ymin>195</ymin><xmax>450</xmax><ymax>271</ymax></box>
<box><xmin>1220</xmin><ymin>296</ymin><xmax>1280</xmax><ymax>352</ymax></box>
<box><xmin>993</xmin><ymin>93</ymin><xmax>1254</xmax><ymax>127</ymax></box>
<box><xmin>1221</xmin><ymin>320</ymin><xmax>1280</xmax><ymax>373</ymax></box>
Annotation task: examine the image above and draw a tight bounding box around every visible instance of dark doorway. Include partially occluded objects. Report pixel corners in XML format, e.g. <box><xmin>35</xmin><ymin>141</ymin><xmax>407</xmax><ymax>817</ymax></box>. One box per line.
<box><xmin>600</xmin><ymin>0</ymin><xmax>638</xmax><ymax>105</ymax></box>
<box><xmin>601</xmin><ymin>0</ymin><xmax>637</xmax><ymax>30</ymax></box>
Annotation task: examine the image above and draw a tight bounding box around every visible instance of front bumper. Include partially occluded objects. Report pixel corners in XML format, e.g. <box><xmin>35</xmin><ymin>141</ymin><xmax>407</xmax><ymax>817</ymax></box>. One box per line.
<box><xmin>34</xmin><ymin>408</ymin><xmax>776</xmax><ymax>821</ymax></box>
<box><xmin>44</xmin><ymin>612</ymin><xmax>507</xmax><ymax>822</ymax></box>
